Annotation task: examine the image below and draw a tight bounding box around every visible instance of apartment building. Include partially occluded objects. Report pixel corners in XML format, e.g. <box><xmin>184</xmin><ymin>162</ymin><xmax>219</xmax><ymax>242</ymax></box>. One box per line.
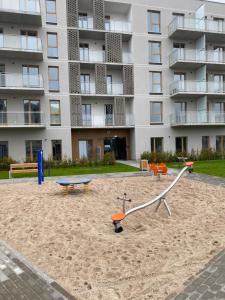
<box><xmin>1</xmin><ymin>0</ymin><xmax>225</xmax><ymax>161</ymax></box>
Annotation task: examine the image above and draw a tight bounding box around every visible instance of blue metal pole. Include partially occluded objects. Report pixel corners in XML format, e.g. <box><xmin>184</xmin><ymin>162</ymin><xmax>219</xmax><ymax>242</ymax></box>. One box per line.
<box><xmin>38</xmin><ymin>150</ymin><xmax>42</xmax><ymax>185</ymax></box>
<box><xmin>41</xmin><ymin>150</ymin><xmax>44</xmax><ymax>182</ymax></box>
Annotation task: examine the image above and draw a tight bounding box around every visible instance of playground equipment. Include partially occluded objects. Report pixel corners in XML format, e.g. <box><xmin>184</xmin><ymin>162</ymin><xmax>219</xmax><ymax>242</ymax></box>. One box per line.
<box><xmin>112</xmin><ymin>162</ymin><xmax>193</xmax><ymax>233</ymax></box>
<box><xmin>150</xmin><ymin>163</ymin><xmax>168</xmax><ymax>179</ymax></box>
<box><xmin>56</xmin><ymin>177</ymin><xmax>92</xmax><ymax>193</ymax></box>
<box><xmin>38</xmin><ymin>150</ymin><xmax>44</xmax><ymax>185</ymax></box>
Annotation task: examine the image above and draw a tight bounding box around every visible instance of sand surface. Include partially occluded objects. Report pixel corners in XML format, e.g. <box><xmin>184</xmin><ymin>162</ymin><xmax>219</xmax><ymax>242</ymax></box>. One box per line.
<box><xmin>0</xmin><ymin>175</ymin><xmax>225</xmax><ymax>300</ymax></box>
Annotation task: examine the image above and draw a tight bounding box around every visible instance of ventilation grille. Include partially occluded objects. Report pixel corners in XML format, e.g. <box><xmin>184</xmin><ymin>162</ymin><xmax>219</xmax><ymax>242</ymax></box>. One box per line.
<box><xmin>95</xmin><ymin>64</ymin><xmax>107</xmax><ymax>94</ymax></box>
<box><xmin>93</xmin><ymin>0</ymin><xmax>105</xmax><ymax>30</ymax></box>
<box><xmin>68</xmin><ymin>30</ymin><xmax>80</xmax><ymax>60</ymax></box>
<box><xmin>69</xmin><ymin>62</ymin><xmax>80</xmax><ymax>93</ymax></box>
<box><xmin>114</xmin><ymin>97</ymin><xmax>126</xmax><ymax>126</ymax></box>
<box><xmin>105</xmin><ymin>33</ymin><xmax>122</xmax><ymax>63</ymax></box>
<box><xmin>67</xmin><ymin>0</ymin><xmax>79</xmax><ymax>27</ymax></box>
<box><xmin>123</xmin><ymin>65</ymin><xmax>134</xmax><ymax>95</ymax></box>
<box><xmin>70</xmin><ymin>95</ymin><xmax>82</xmax><ymax>126</ymax></box>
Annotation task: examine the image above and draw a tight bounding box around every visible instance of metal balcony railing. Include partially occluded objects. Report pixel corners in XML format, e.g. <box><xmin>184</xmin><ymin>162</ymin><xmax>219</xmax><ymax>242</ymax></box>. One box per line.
<box><xmin>80</xmin><ymin>114</ymin><xmax>134</xmax><ymax>127</ymax></box>
<box><xmin>0</xmin><ymin>112</ymin><xmax>45</xmax><ymax>127</ymax></box>
<box><xmin>0</xmin><ymin>73</ymin><xmax>44</xmax><ymax>89</ymax></box>
<box><xmin>170</xmin><ymin>80</ymin><xmax>206</xmax><ymax>95</ymax></box>
<box><xmin>79</xmin><ymin>50</ymin><xmax>132</xmax><ymax>64</ymax></box>
<box><xmin>171</xmin><ymin>111</ymin><xmax>225</xmax><ymax>126</ymax></box>
<box><xmin>0</xmin><ymin>0</ymin><xmax>40</xmax><ymax>14</ymax></box>
<box><xmin>169</xmin><ymin>16</ymin><xmax>225</xmax><ymax>35</ymax></box>
<box><xmin>169</xmin><ymin>49</ymin><xmax>225</xmax><ymax>65</ymax></box>
<box><xmin>78</xmin><ymin>17</ymin><xmax>131</xmax><ymax>33</ymax></box>
<box><xmin>0</xmin><ymin>34</ymin><xmax>42</xmax><ymax>52</ymax></box>
<box><xmin>80</xmin><ymin>82</ymin><xmax>124</xmax><ymax>95</ymax></box>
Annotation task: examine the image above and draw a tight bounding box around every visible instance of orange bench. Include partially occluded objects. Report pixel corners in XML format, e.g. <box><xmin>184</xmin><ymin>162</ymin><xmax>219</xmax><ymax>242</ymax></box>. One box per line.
<box><xmin>9</xmin><ymin>163</ymin><xmax>38</xmax><ymax>179</ymax></box>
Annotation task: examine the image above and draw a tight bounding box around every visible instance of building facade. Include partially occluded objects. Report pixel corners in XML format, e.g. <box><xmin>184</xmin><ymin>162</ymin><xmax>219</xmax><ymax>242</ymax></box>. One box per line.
<box><xmin>1</xmin><ymin>0</ymin><xmax>225</xmax><ymax>161</ymax></box>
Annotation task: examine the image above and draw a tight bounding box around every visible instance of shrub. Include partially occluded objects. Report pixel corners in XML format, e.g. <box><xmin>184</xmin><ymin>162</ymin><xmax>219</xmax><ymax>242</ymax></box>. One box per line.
<box><xmin>0</xmin><ymin>157</ymin><xmax>16</xmax><ymax>170</ymax></box>
<box><xmin>102</xmin><ymin>152</ymin><xmax>115</xmax><ymax>165</ymax></box>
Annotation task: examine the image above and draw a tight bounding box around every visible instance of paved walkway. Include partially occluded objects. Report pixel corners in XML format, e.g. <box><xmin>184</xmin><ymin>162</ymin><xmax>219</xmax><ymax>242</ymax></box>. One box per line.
<box><xmin>0</xmin><ymin>241</ymin><xmax>76</xmax><ymax>300</ymax></box>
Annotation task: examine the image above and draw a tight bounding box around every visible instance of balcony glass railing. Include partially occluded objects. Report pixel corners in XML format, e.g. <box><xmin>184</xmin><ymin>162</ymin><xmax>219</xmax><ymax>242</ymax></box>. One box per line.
<box><xmin>0</xmin><ymin>34</ymin><xmax>42</xmax><ymax>51</ymax></box>
<box><xmin>0</xmin><ymin>111</ymin><xmax>45</xmax><ymax>126</ymax></box>
<box><xmin>80</xmin><ymin>114</ymin><xmax>134</xmax><ymax>127</ymax></box>
<box><xmin>0</xmin><ymin>73</ymin><xmax>43</xmax><ymax>89</ymax></box>
<box><xmin>169</xmin><ymin>16</ymin><xmax>225</xmax><ymax>35</ymax></box>
<box><xmin>80</xmin><ymin>82</ymin><xmax>124</xmax><ymax>95</ymax></box>
<box><xmin>169</xmin><ymin>49</ymin><xmax>225</xmax><ymax>65</ymax></box>
<box><xmin>170</xmin><ymin>80</ymin><xmax>225</xmax><ymax>95</ymax></box>
<box><xmin>171</xmin><ymin>111</ymin><xmax>225</xmax><ymax>126</ymax></box>
<box><xmin>78</xmin><ymin>17</ymin><xmax>131</xmax><ymax>33</ymax></box>
<box><xmin>0</xmin><ymin>0</ymin><xmax>40</xmax><ymax>13</ymax></box>
<box><xmin>79</xmin><ymin>50</ymin><xmax>132</xmax><ymax>64</ymax></box>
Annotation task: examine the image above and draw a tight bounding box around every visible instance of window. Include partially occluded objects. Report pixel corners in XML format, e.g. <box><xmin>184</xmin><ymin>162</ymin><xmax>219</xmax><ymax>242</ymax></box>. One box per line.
<box><xmin>149</xmin><ymin>71</ymin><xmax>162</xmax><ymax>94</ymax></box>
<box><xmin>172</xmin><ymin>13</ymin><xmax>185</xmax><ymax>28</ymax></box>
<box><xmin>0</xmin><ymin>141</ymin><xmax>8</xmax><ymax>159</ymax></box>
<box><xmin>80</xmin><ymin>74</ymin><xmax>90</xmax><ymax>93</ymax></box>
<box><xmin>50</xmin><ymin>100</ymin><xmax>61</xmax><ymax>125</ymax></box>
<box><xmin>176</xmin><ymin>137</ymin><xmax>187</xmax><ymax>153</ymax></box>
<box><xmin>213</xmin><ymin>17</ymin><xmax>224</xmax><ymax>32</ymax></box>
<box><xmin>149</xmin><ymin>41</ymin><xmax>161</xmax><ymax>64</ymax></box>
<box><xmin>52</xmin><ymin>140</ymin><xmax>62</xmax><ymax>160</ymax></box>
<box><xmin>47</xmin><ymin>33</ymin><xmax>58</xmax><ymax>58</ymax></box>
<box><xmin>24</xmin><ymin>100</ymin><xmax>41</xmax><ymax>125</ymax></box>
<box><xmin>151</xmin><ymin>137</ymin><xmax>163</xmax><ymax>153</ymax></box>
<box><xmin>82</xmin><ymin>104</ymin><xmax>91</xmax><ymax>126</ymax></box>
<box><xmin>46</xmin><ymin>0</ymin><xmax>57</xmax><ymax>24</ymax></box>
<box><xmin>79</xmin><ymin>43</ymin><xmax>89</xmax><ymax>61</ymax></box>
<box><xmin>148</xmin><ymin>11</ymin><xmax>160</xmax><ymax>33</ymax></box>
<box><xmin>79</xmin><ymin>13</ymin><xmax>88</xmax><ymax>28</ymax></box>
<box><xmin>107</xmin><ymin>75</ymin><xmax>112</xmax><ymax>94</ymax></box>
<box><xmin>150</xmin><ymin>102</ymin><xmax>163</xmax><ymax>124</ymax></box>
<box><xmin>105</xmin><ymin>15</ymin><xmax>111</xmax><ymax>31</ymax></box>
<box><xmin>216</xmin><ymin>136</ymin><xmax>225</xmax><ymax>152</ymax></box>
<box><xmin>79</xmin><ymin>140</ymin><xmax>92</xmax><ymax>159</ymax></box>
<box><xmin>202</xmin><ymin>136</ymin><xmax>210</xmax><ymax>150</ymax></box>
<box><xmin>0</xmin><ymin>29</ymin><xmax>2</xmax><ymax>48</ymax></box>
<box><xmin>25</xmin><ymin>140</ymin><xmax>42</xmax><ymax>161</ymax></box>
<box><xmin>21</xmin><ymin>31</ymin><xmax>38</xmax><ymax>50</ymax></box>
<box><xmin>215</xmin><ymin>102</ymin><xmax>225</xmax><ymax>122</ymax></box>
<box><xmin>22</xmin><ymin>65</ymin><xmax>40</xmax><ymax>87</ymax></box>
<box><xmin>0</xmin><ymin>99</ymin><xmax>7</xmax><ymax>125</ymax></box>
<box><xmin>175</xmin><ymin>102</ymin><xmax>186</xmax><ymax>123</ymax></box>
<box><xmin>0</xmin><ymin>64</ymin><xmax>5</xmax><ymax>87</ymax></box>
<box><xmin>48</xmin><ymin>66</ymin><xmax>59</xmax><ymax>91</ymax></box>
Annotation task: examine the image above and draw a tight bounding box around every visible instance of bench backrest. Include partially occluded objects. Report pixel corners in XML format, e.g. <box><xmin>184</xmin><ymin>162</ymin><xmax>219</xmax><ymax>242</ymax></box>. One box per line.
<box><xmin>10</xmin><ymin>163</ymin><xmax>38</xmax><ymax>170</ymax></box>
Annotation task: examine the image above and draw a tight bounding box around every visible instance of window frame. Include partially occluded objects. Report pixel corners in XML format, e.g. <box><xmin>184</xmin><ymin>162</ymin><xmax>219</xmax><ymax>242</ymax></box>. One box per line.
<box><xmin>25</xmin><ymin>140</ymin><xmax>42</xmax><ymax>162</ymax></box>
<box><xmin>50</xmin><ymin>100</ymin><xmax>61</xmax><ymax>126</ymax></box>
<box><xmin>52</xmin><ymin>139</ymin><xmax>62</xmax><ymax>160</ymax></box>
<box><xmin>149</xmin><ymin>41</ymin><xmax>162</xmax><ymax>64</ymax></box>
<box><xmin>175</xmin><ymin>136</ymin><xmax>187</xmax><ymax>153</ymax></box>
<box><xmin>149</xmin><ymin>71</ymin><xmax>162</xmax><ymax>94</ymax></box>
<box><xmin>47</xmin><ymin>32</ymin><xmax>58</xmax><ymax>59</ymax></box>
<box><xmin>148</xmin><ymin>10</ymin><xmax>161</xmax><ymax>34</ymax></box>
<box><xmin>150</xmin><ymin>101</ymin><xmax>163</xmax><ymax>124</ymax></box>
<box><xmin>48</xmin><ymin>66</ymin><xmax>60</xmax><ymax>92</ymax></box>
<box><xmin>151</xmin><ymin>137</ymin><xmax>164</xmax><ymax>153</ymax></box>
<box><xmin>202</xmin><ymin>136</ymin><xmax>210</xmax><ymax>151</ymax></box>
<box><xmin>0</xmin><ymin>141</ymin><xmax>8</xmax><ymax>159</ymax></box>
<box><xmin>46</xmin><ymin>0</ymin><xmax>57</xmax><ymax>25</ymax></box>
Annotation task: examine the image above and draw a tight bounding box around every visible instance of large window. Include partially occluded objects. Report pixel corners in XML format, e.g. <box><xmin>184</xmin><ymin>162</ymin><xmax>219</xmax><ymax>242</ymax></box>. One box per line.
<box><xmin>79</xmin><ymin>43</ymin><xmax>89</xmax><ymax>61</ymax></box>
<box><xmin>175</xmin><ymin>102</ymin><xmax>186</xmax><ymax>123</ymax></box>
<box><xmin>216</xmin><ymin>136</ymin><xmax>225</xmax><ymax>152</ymax></box>
<box><xmin>0</xmin><ymin>141</ymin><xmax>8</xmax><ymax>159</ymax></box>
<box><xmin>151</xmin><ymin>137</ymin><xmax>163</xmax><ymax>153</ymax></box>
<box><xmin>202</xmin><ymin>136</ymin><xmax>210</xmax><ymax>150</ymax></box>
<box><xmin>149</xmin><ymin>71</ymin><xmax>162</xmax><ymax>94</ymax></box>
<box><xmin>0</xmin><ymin>99</ymin><xmax>7</xmax><ymax>125</ymax></box>
<box><xmin>46</xmin><ymin>0</ymin><xmax>57</xmax><ymax>24</ymax></box>
<box><xmin>21</xmin><ymin>31</ymin><xmax>38</xmax><ymax>50</ymax></box>
<box><xmin>79</xmin><ymin>13</ymin><xmax>88</xmax><ymax>28</ymax></box>
<box><xmin>50</xmin><ymin>100</ymin><xmax>61</xmax><ymax>125</ymax></box>
<box><xmin>148</xmin><ymin>11</ymin><xmax>161</xmax><ymax>33</ymax></box>
<box><xmin>48</xmin><ymin>66</ymin><xmax>59</xmax><ymax>91</ymax></box>
<box><xmin>22</xmin><ymin>65</ymin><xmax>39</xmax><ymax>87</ymax></box>
<box><xmin>52</xmin><ymin>140</ymin><xmax>62</xmax><ymax>160</ymax></box>
<box><xmin>25</xmin><ymin>140</ymin><xmax>42</xmax><ymax>161</ymax></box>
<box><xmin>79</xmin><ymin>140</ymin><xmax>93</xmax><ymax>159</ymax></box>
<box><xmin>80</xmin><ymin>74</ymin><xmax>90</xmax><ymax>93</ymax></box>
<box><xmin>150</xmin><ymin>102</ymin><xmax>163</xmax><ymax>124</ymax></box>
<box><xmin>24</xmin><ymin>100</ymin><xmax>41</xmax><ymax>124</ymax></box>
<box><xmin>82</xmin><ymin>104</ymin><xmax>91</xmax><ymax>126</ymax></box>
<box><xmin>47</xmin><ymin>33</ymin><xmax>58</xmax><ymax>58</ymax></box>
<box><xmin>149</xmin><ymin>41</ymin><xmax>161</xmax><ymax>64</ymax></box>
<box><xmin>176</xmin><ymin>137</ymin><xmax>187</xmax><ymax>153</ymax></box>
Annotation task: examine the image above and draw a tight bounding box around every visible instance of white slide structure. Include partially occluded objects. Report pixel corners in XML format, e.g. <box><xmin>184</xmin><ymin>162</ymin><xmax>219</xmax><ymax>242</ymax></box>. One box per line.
<box><xmin>125</xmin><ymin>165</ymin><xmax>189</xmax><ymax>218</ymax></box>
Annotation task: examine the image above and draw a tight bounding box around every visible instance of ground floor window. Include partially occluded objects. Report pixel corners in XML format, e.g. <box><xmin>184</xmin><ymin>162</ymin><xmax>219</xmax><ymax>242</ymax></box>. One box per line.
<box><xmin>25</xmin><ymin>140</ymin><xmax>42</xmax><ymax>161</ymax></box>
<box><xmin>79</xmin><ymin>140</ymin><xmax>92</xmax><ymax>159</ymax></box>
<box><xmin>151</xmin><ymin>137</ymin><xmax>163</xmax><ymax>153</ymax></box>
<box><xmin>202</xmin><ymin>136</ymin><xmax>210</xmax><ymax>150</ymax></box>
<box><xmin>52</xmin><ymin>140</ymin><xmax>62</xmax><ymax>160</ymax></box>
<box><xmin>175</xmin><ymin>136</ymin><xmax>187</xmax><ymax>153</ymax></box>
<box><xmin>0</xmin><ymin>141</ymin><xmax>8</xmax><ymax>159</ymax></box>
<box><xmin>216</xmin><ymin>136</ymin><xmax>225</xmax><ymax>152</ymax></box>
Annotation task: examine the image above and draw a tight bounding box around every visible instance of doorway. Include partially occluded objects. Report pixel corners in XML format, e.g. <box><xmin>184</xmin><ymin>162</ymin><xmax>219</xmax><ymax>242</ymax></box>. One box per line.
<box><xmin>104</xmin><ymin>137</ymin><xmax>127</xmax><ymax>160</ymax></box>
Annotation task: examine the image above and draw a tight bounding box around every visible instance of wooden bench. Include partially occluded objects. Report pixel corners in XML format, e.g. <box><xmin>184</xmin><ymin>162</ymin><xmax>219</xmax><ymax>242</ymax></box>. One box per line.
<box><xmin>9</xmin><ymin>163</ymin><xmax>38</xmax><ymax>179</ymax></box>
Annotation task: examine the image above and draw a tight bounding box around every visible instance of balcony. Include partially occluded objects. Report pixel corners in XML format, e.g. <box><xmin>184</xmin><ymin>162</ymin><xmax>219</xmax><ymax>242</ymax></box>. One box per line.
<box><xmin>78</xmin><ymin>18</ymin><xmax>131</xmax><ymax>33</ymax></box>
<box><xmin>79</xmin><ymin>51</ymin><xmax>132</xmax><ymax>64</ymax></box>
<box><xmin>170</xmin><ymin>80</ymin><xmax>225</xmax><ymax>98</ymax></box>
<box><xmin>171</xmin><ymin>111</ymin><xmax>225</xmax><ymax>127</ymax></box>
<box><xmin>0</xmin><ymin>73</ymin><xmax>44</xmax><ymax>95</ymax></box>
<box><xmin>0</xmin><ymin>0</ymin><xmax>41</xmax><ymax>26</ymax></box>
<box><xmin>168</xmin><ymin>17</ymin><xmax>225</xmax><ymax>41</ymax></box>
<box><xmin>72</xmin><ymin>114</ymin><xmax>134</xmax><ymax>128</ymax></box>
<box><xmin>169</xmin><ymin>49</ymin><xmax>225</xmax><ymax>70</ymax></box>
<box><xmin>0</xmin><ymin>34</ymin><xmax>42</xmax><ymax>60</ymax></box>
<box><xmin>0</xmin><ymin>112</ymin><xmax>45</xmax><ymax>128</ymax></box>
<box><xmin>80</xmin><ymin>82</ymin><xmax>125</xmax><ymax>96</ymax></box>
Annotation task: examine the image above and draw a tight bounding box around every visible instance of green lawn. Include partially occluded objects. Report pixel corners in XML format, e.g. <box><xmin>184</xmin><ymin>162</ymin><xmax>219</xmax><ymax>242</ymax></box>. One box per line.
<box><xmin>0</xmin><ymin>163</ymin><xmax>139</xmax><ymax>180</ymax></box>
<box><xmin>167</xmin><ymin>160</ymin><xmax>225</xmax><ymax>178</ymax></box>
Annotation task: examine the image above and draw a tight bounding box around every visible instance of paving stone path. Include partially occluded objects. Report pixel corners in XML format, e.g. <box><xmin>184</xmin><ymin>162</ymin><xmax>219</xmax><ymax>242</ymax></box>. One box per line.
<box><xmin>0</xmin><ymin>240</ymin><xmax>76</xmax><ymax>300</ymax></box>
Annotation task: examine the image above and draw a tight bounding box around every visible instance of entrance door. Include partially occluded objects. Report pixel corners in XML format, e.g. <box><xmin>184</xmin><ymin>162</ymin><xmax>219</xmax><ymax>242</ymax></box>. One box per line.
<box><xmin>104</xmin><ymin>137</ymin><xmax>127</xmax><ymax>160</ymax></box>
